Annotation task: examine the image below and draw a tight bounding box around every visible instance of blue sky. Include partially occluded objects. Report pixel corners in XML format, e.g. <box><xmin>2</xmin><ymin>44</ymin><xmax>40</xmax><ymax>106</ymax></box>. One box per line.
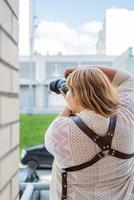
<box><xmin>35</xmin><ymin>0</ymin><xmax>134</xmax><ymax>27</ymax></box>
<box><xmin>19</xmin><ymin>0</ymin><xmax>134</xmax><ymax>55</ymax></box>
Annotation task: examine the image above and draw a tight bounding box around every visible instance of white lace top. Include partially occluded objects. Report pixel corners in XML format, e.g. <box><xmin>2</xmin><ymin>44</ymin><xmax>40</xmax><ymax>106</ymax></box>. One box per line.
<box><xmin>45</xmin><ymin>70</ymin><xmax>134</xmax><ymax>200</ymax></box>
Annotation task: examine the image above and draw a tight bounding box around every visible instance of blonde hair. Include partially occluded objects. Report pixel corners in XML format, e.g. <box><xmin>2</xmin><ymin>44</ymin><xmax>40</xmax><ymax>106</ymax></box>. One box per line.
<box><xmin>66</xmin><ymin>68</ymin><xmax>118</xmax><ymax>117</ymax></box>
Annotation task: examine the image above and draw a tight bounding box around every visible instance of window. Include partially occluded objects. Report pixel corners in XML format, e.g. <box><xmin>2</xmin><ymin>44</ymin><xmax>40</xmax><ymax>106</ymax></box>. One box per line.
<box><xmin>52</xmin><ymin>64</ymin><xmax>61</xmax><ymax>77</ymax></box>
<box><xmin>20</xmin><ymin>62</ymin><xmax>35</xmax><ymax>80</ymax></box>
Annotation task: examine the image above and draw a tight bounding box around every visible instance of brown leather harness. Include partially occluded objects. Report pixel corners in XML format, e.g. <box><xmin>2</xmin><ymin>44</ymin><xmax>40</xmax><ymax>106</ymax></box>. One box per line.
<box><xmin>61</xmin><ymin>115</ymin><xmax>134</xmax><ymax>200</ymax></box>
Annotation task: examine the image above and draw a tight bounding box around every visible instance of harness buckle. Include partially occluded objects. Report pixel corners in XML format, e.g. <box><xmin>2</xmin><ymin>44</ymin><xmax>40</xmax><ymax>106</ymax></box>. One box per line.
<box><xmin>102</xmin><ymin>145</ymin><xmax>110</xmax><ymax>150</ymax></box>
<box><xmin>102</xmin><ymin>145</ymin><xmax>110</xmax><ymax>155</ymax></box>
<box><xmin>103</xmin><ymin>150</ymin><xmax>110</xmax><ymax>155</ymax></box>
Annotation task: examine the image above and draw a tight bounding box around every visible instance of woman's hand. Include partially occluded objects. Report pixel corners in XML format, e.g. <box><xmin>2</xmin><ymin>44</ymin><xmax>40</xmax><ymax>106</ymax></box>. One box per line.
<box><xmin>58</xmin><ymin>89</ymin><xmax>73</xmax><ymax>116</ymax></box>
<box><xmin>64</xmin><ymin>68</ymin><xmax>76</xmax><ymax>78</ymax></box>
<box><xmin>59</xmin><ymin>88</ymin><xmax>66</xmax><ymax>98</ymax></box>
<box><xmin>58</xmin><ymin>105</ymin><xmax>73</xmax><ymax>117</ymax></box>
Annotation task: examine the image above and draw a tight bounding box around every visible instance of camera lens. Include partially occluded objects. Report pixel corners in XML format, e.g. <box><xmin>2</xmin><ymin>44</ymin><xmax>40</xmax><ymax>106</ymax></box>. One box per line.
<box><xmin>60</xmin><ymin>83</ymin><xmax>68</xmax><ymax>94</ymax></box>
<box><xmin>49</xmin><ymin>79</ymin><xmax>68</xmax><ymax>94</ymax></box>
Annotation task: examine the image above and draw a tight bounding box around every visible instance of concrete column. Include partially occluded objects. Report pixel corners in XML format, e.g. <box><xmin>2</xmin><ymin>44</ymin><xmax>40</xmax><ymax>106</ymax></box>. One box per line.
<box><xmin>35</xmin><ymin>85</ymin><xmax>45</xmax><ymax>112</ymax></box>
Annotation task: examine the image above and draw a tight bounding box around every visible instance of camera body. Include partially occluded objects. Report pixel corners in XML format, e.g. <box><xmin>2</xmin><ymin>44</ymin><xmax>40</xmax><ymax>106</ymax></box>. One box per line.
<box><xmin>49</xmin><ymin>79</ymin><xmax>68</xmax><ymax>94</ymax></box>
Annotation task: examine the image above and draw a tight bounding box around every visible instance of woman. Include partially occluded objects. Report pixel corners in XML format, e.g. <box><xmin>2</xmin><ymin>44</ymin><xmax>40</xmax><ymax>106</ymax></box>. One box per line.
<box><xmin>45</xmin><ymin>67</ymin><xmax>134</xmax><ymax>200</ymax></box>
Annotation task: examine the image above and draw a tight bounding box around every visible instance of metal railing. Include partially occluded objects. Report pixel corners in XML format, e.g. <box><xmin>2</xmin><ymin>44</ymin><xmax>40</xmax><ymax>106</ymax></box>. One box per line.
<box><xmin>20</xmin><ymin>182</ymin><xmax>50</xmax><ymax>200</ymax></box>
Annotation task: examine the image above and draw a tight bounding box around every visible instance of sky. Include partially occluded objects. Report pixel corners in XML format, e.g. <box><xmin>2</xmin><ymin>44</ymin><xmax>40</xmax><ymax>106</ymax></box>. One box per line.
<box><xmin>19</xmin><ymin>0</ymin><xmax>134</xmax><ymax>55</ymax></box>
<box><xmin>35</xmin><ymin>0</ymin><xmax>134</xmax><ymax>27</ymax></box>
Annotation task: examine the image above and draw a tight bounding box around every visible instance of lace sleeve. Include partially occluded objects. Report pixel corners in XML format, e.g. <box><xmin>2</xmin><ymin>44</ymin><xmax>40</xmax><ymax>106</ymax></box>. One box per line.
<box><xmin>44</xmin><ymin>116</ymin><xmax>74</xmax><ymax>168</ymax></box>
<box><xmin>113</xmin><ymin>71</ymin><xmax>134</xmax><ymax>117</ymax></box>
<box><xmin>112</xmin><ymin>69</ymin><xmax>133</xmax><ymax>87</ymax></box>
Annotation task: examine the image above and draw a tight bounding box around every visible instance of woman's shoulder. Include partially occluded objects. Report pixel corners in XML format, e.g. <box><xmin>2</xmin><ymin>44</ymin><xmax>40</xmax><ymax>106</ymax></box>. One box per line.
<box><xmin>112</xmin><ymin>70</ymin><xmax>134</xmax><ymax>93</ymax></box>
<box><xmin>45</xmin><ymin>116</ymin><xmax>73</xmax><ymax>136</ymax></box>
<box><xmin>51</xmin><ymin>116</ymin><xmax>72</xmax><ymax>127</ymax></box>
<box><xmin>112</xmin><ymin>70</ymin><xmax>134</xmax><ymax>86</ymax></box>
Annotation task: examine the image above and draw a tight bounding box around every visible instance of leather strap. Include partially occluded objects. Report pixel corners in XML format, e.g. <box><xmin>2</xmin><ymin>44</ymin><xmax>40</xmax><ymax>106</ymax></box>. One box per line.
<box><xmin>63</xmin><ymin>152</ymin><xmax>104</xmax><ymax>172</ymax></box>
<box><xmin>109</xmin><ymin>149</ymin><xmax>134</xmax><ymax>159</ymax></box>
<box><xmin>61</xmin><ymin>115</ymin><xmax>134</xmax><ymax>199</ymax></box>
<box><xmin>61</xmin><ymin>115</ymin><xmax>116</xmax><ymax>199</ymax></box>
<box><xmin>61</xmin><ymin>172</ymin><xmax>67</xmax><ymax>200</ymax></box>
<box><xmin>61</xmin><ymin>152</ymin><xmax>105</xmax><ymax>200</ymax></box>
<box><xmin>71</xmin><ymin>115</ymin><xmax>116</xmax><ymax>151</ymax></box>
<box><xmin>106</xmin><ymin>116</ymin><xmax>116</xmax><ymax>135</ymax></box>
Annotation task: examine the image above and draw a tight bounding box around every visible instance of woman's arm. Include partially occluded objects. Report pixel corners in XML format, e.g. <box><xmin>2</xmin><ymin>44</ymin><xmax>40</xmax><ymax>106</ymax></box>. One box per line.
<box><xmin>64</xmin><ymin>67</ymin><xmax>117</xmax><ymax>83</ymax></box>
<box><xmin>98</xmin><ymin>67</ymin><xmax>133</xmax><ymax>88</ymax></box>
<box><xmin>98</xmin><ymin>67</ymin><xmax>117</xmax><ymax>82</ymax></box>
<box><xmin>64</xmin><ymin>67</ymin><xmax>132</xmax><ymax>88</ymax></box>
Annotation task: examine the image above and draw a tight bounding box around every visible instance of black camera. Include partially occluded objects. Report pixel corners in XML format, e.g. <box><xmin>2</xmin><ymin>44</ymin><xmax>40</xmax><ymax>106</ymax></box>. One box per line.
<box><xmin>49</xmin><ymin>79</ymin><xmax>68</xmax><ymax>94</ymax></box>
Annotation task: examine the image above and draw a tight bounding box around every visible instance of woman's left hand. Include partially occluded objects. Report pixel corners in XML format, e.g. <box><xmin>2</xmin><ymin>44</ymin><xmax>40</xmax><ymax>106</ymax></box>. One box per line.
<box><xmin>58</xmin><ymin>105</ymin><xmax>72</xmax><ymax>117</ymax></box>
<box><xmin>59</xmin><ymin>88</ymin><xmax>66</xmax><ymax>99</ymax></box>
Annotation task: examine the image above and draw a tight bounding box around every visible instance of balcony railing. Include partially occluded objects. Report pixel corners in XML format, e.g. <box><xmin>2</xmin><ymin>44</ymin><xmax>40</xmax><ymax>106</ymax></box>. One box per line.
<box><xmin>20</xmin><ymin>182</ymin><xmax>50</xmax><ymax>200</ymax></box>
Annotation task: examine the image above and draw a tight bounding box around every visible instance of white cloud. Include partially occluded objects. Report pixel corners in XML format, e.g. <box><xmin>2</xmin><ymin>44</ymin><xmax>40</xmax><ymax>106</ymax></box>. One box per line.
<box><xmin>18</xmin><ymin>1</ymin><xmax>102</xmax><ymax>56</ymax></box>
<box><xmin>34</xmin><ymin>20</ymin><xmax>103</xmax><ymax>55</ymax></box>
<box><xmin>80</xmin><ymin>21</ymin><xmax>102</xmax><ymax>34</ymax></box>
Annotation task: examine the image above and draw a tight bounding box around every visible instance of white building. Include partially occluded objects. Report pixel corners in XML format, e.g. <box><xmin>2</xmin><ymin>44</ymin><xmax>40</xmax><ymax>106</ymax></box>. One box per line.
<box><xmin>96</xmin><ymin>8</ymin><xmax>134</xmax><ymax>55</ymax></box>
<box><xmin>113</xmin><ymin>47</ymin><xmax>134</xmax><ymax>73</ymax></box>
<box><xmin>96</xmin><ymin>19</ymin><xmax>106</xmax><ymax>55</ymax></box>
<box><xmin>20</xmin><ymin>47</ymin><xmax>134</xmax><ymax>114</ymax></box>
<box><xmin>20</xmin><ymin>54</ymin><xmax>116</xmax><ymax>114</ymax></box>
<box><xmin>19</xmin><ymin>4</ymin><xmax>134</xmax><ymax>114</ymax></box>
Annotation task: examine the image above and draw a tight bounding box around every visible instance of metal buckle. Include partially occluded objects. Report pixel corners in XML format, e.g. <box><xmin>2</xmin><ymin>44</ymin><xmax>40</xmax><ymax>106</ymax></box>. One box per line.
<box><xmin>102</xmin><ymin>145</ymin><xmax>110</xmax><ymax>155</ymax></box>
<box><xmin>103</xmin><ymin>150</ymin><xmax>110</xmax><ymax>155</ymax></box>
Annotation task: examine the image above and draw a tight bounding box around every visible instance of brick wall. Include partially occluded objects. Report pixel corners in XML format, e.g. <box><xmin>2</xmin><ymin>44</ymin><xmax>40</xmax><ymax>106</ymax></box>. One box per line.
<box><xmin>0</xmin><ymin>0</ymin><xmax>19</xmax><ymax>200</ymax></box>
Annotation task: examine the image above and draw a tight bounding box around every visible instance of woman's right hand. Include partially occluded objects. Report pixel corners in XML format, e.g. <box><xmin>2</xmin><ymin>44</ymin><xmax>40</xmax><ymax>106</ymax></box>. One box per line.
<box><xmin>58</xmin><ymin>89</ymin><xmax>73</xmax><ymax>116</ymax></box>
<box><xmin>64</xmin><ymin>68</ymin><xmax>76</xmax><ymax>78</ymax></box>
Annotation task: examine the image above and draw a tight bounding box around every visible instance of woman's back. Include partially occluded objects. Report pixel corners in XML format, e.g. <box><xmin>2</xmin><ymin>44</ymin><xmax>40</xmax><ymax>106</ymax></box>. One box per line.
<box><xmin>45</xmin><ymin>69</ymin><xmax>134</xmax><ymax>200</ymax></box>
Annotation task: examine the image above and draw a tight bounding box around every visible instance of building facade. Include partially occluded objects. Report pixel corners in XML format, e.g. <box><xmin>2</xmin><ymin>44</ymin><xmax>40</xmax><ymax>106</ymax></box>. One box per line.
<box><xmin>20</xmin><ymin>48</ymin><xmax>134</xmax><ymax>114</ymax></box>
<box><xmin>113</xmin><ymin>47</ymin><xmax>134</xmax><ymax>73</ymax></box>
<box><xmin>20</xmin><ymin>54</ymin><xmax>116</xmax><ymax>114</ymax></box>
<box><xmin>0</xmin><ymin>0</ymin><xmax>19</xmax><ymax>199</ymax></box>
